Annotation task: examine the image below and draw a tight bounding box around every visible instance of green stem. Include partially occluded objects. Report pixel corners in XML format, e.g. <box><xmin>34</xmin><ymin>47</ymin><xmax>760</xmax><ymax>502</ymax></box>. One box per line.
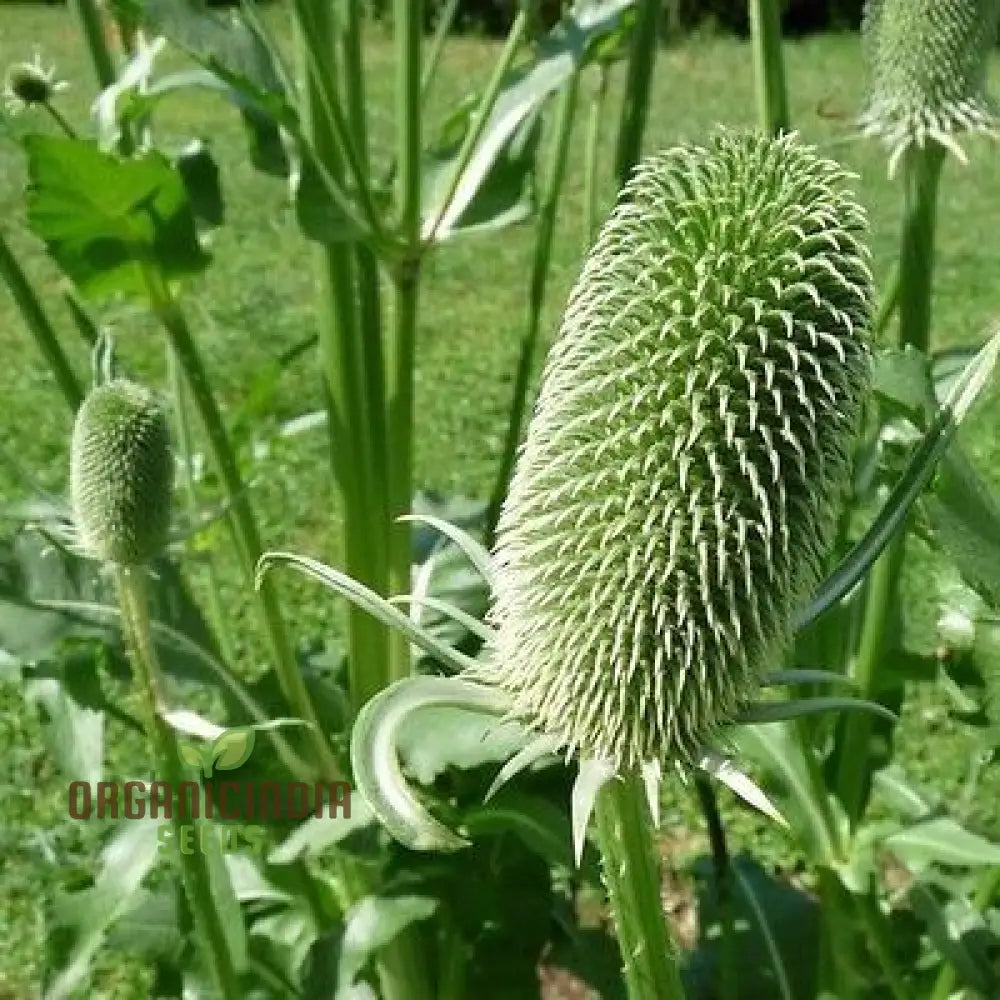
<box><xmin>421</xmin><ymin>0</ymin><xmax>460</xmax><ymax>100</ymax></box>
<box><xmin>593</xmin><ymin>772</ymin><xmax>687</xmax><ymax>1000</ymax></box>
<box><xmin>929</xmin><ymin>865</ymin><xmax>1000</xmax><ymax>1000</ymax></box>
<box><xmin>0</xmin><ymin>230</ymin><xmax>82</xmax><ymax>411</ymax></box>
<box><xmin>749</xmin><ymin>0</ymin><xmax>790</xmax><ymax>136</ymax></box>
<box><xmin>114</xmin><ymin>566</ymin><xmax>240</xmax><ymax>1000</ymax></box>
<box><xmin>584</xmin><ymin>64</ymin><xmax>610</xmax><ymax>250</ymax></box>
<box><xmin>834</xmin><ymin>546</ymin><xmax>900</xmax><ymax>825</ymax></box>
<box><xmin>388</xmin><ymin>0</ymin><xmax>424</xmax><ymax>682</ymax></box>
<box><xmin>165</xmin><ymin>343</ymin><xmax>236</xmax><ymax>666</ymax></box>
<box><xmin>43</xmin><ymin>101</ymin><xmax>77</xmax><ymax>138</ymax></box>
<box><xmin>897</xmin><ymin>143</ymin><xmax>945</xmax><ymax>354</ymax></box>
<box><xmin>872</xmin><ymin>260</ymin><xmax>900</xmax><ymax>342</ymax></box>
<box><xmin>142</xmin><ymin>268</ymin><xmax>338</xmax><ymax>782</ymax></box>
<box><xmin>693</xmin><ymin>775</ymin><xmax>737</xmax><ymax>1000</ymax></box>
<box><xmin>614</xmin><ymin>0</ymin><xmax>660</xmax><ymax>187</ymax></box>
<box><xmin>424</xmin><ymin>9</ymin><xmax>531</xmax><ymax>243</ymax></box>
<box><xmin>817</xmin><ymin>868</ymin><xmax>857</xmax><ymax>1000</ymax></box>
<box><xmin>486</xmin><ymin>70</ymin><xmax>580</xmax><ymax>544</ymax></box>
<box><xmin>68</xmin><ymin>0</ymin><xmax>116</xmax><ymax>89</ymax></box>
<box><xmin>854</xmin><ymin>893</ymin><xmax>908</xmax><ymax>1000</ymax></box>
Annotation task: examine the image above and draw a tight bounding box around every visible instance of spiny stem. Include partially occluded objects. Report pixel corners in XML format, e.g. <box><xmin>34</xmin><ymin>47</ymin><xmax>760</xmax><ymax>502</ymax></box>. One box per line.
<box><xmin>614</xmin><ymin>0</ymin><xmax>660</xmax><ymax>187</ymax></box>
<box><xmin>487</xmin><ymin>70</ymin><xmax>580</xmax><ymax>544</ymax></box>
<box><xmin>749</xmin><ymin>0</ymin><xmax>790</xmax><ymax>136</ymax></box>
<box><xmin>0</xmin><ymin>230</ymin><xmax>83</xmax><ymax>411</ymax></box>
<box><xmin>114</xmin><ymin>566</ymin><xmax>240</xmax><ymax>1000</ymax></box>
<box><xmin>141</xmin><ymin>267</ymin><xmax>338</xmax><ymax>782</ymax></box>
<box><xmin>593</xmin><ymin>772</ymin><xmax>687</xmax><ymax>1000</ymax></box>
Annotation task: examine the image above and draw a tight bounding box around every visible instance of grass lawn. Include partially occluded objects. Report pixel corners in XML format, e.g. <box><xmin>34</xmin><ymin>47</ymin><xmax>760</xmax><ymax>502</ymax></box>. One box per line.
<box><xmin>2</xmin><ymin>5</ymin><xmax>1000</xmax><ymax>995</ymax></box>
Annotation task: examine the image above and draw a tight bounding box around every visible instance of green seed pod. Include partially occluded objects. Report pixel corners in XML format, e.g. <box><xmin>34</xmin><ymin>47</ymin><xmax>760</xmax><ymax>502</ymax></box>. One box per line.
<box><xmin>485</xmin><ymin>132</ymin><xmax>872</xmax><ymax>772</ymax></box>
<box><xmin>859</xmin><ymin>0</ymin><xmax>1000</xmax><ymax>172</ymax></box>
<box><xmin>70</xmin><ymin>380</ymin><xmax>173</xmax><ymax>566</ymax></box>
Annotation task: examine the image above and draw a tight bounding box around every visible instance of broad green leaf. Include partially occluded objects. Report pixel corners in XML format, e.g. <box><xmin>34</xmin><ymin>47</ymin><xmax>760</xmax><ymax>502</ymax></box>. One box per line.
<box><xmin>268</xmin><ymin>796</ymin><xmax>376</xmax><ymax>865</ymax></box>
<box><xmin>45</xmin><ymin>820</ymin><xmax>162</xmax><ymax>1000</ymax></box>
<box><xmin>872</xmin><ymin>346</ymin><xmax>935</xmax><ymax>423</ymax></box>
<box><xmin>349</xmin><ymin>676</ymin><xmax>508</xmax><ymax>851</ymax></box>
<box><xmin>176</xmin><ymin>140</ymin><xmax>224</xmax><ymax>228</ymax></box>
<box><xmin>213</xmin><ymin>726</ymin><xmax>257</xmax><ymax>772</ymax></box>
<box><xmin>734</xmin><ymin>723</ymin><xmax>838</xmax><ymax>864</ymax></box>
<box><xmin>872</xmin><ymin>765</ymin><xmax>934</xmax><ymax>820</ymax></box>
<box><xmin>884</xmin><ymin>817</ymin><xmax>1000</xmax><ymax>872</ymax></box>
<box><xmin>422</xmin><ymin>0</ymin><xmax>634</xmax><ymax>240</ymax></box>
<box><xmin>396</xmin><ymin>706</ymin><xmax>525</xmax><ymax>784</ymax></box>
<box><xmin>338</xmin><ymin>896</ymin><xmax>437</xmax><ymax>991</ymax></box>
<box><xmin>25</xmin><ymin>136</ymin><xmax>208</xmax><ymax>298</ymax></box>
<box><xmin>909</xmin><ymin>881</ymin><xmax>999</xmax><ymax>995</ymax></box>
<box><xmin>923</xmin><ymin>449</ymin><xmax>1000</xmax><ymax>608</ymax></box>
<box><xmin>797</xmin><ymin>327</ymin><xmax>1000</xmax><ymax>630</ymax></box>
<box><xmin>462</xmin><ymin>791</ymin><xmax>574</xmax><ymax>868</ymax></box>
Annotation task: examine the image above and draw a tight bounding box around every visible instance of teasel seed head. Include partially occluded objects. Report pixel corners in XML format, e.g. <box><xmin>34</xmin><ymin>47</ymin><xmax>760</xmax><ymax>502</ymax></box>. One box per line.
<box><xmin>70</xmin><ymin>379</ymin><xmax>173</xmax><ymax>566</ymax></box>
<box><xmin>859</xmin><ymin>0</ymin><xmax>1000</xmax><ymax>174</ymax></box>
<box><xmin>484</xmin><ymin>131</ymin><xmax>872</xmax><ymax>774</ymax></box>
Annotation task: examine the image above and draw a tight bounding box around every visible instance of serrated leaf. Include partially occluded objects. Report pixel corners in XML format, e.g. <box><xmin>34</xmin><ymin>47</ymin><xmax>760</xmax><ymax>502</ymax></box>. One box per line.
<box><xmin>25</xmin><ymin>136</ymin><xmax>208</xmax><ymax>298</ymax></box>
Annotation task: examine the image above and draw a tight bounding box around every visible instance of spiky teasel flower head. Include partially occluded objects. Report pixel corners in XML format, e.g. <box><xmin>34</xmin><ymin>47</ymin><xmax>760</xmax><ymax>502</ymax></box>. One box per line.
<box><xmin>70</xmin><ymin>380</ymin><xmax>173</xmax><ymax>567</ymax></box>
<box><xmin>2</xmin><ymin>51</ymin><xmax>68</xmax><ymax>115</ymax></box>
<box><xmin>859</xmin><ymin>0</ymin><xmax>1000</xmax><ymax>175</ymax></box>
<box><xmin>484</xmin><ymin>131</ymin><xmax>872</xmax><ymax>775</ymax></box>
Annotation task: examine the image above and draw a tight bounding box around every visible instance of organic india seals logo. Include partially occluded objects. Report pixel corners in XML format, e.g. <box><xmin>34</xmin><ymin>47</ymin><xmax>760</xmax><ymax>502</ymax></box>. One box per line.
<box><xmin>67</xmin><ymin>725</ymin><xmax>353</xmax><ymax>856</ymax></box>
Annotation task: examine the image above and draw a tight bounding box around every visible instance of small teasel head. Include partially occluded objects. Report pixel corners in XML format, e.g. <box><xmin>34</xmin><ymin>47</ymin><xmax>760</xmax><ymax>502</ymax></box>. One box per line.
<box><xmin>859</xmin><ymin>0</ymin><xmax>1000</xmax><ymax>174</ymax></box>
<box><xmin>2</xmin><ymin>51</ymin><xmax>68</xmax><ymax>115</ymax></box>
<box><xmin>485</xmin><ymin>131</ymin><xmax>872</xmax><ymax>775</ymax></box>
<box><xmin>70</xmin><ymin>379</ymin><xmax>173</xmax><ymax>567</ymax></box>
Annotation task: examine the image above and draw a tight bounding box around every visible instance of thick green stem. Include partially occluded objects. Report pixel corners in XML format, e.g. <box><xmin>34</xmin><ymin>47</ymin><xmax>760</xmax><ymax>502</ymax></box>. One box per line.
<box><xmin>0</xmin><ymin>231</ymin><xmax>82</xmax><ymax>411</ymax></box>
<box><xmin>294</xmin><ymin>3</ymin><xmax>391</xmax><ymax>711</ymax></box>
<box><xmin>388</xmin><ymin>0</ymin><xmax>424</xmax><ymax>681</ymax></box>
<box><xmin>817</xmin><ymin>868</ymin><xmax>857</xmax><ymax>1000</ymax></box>
<box><xmin>486</xmin><ymin>71</ymin><xmax>580</xmax><ymax>543</ymax></box>
<box><xmin>614</xmin><ymin>0</ymin><xmax>660</xmax><ymax>187</ymax></box>
<box><xmin>593</xmin><ymin>772</ymin><xmax>687</xmax><ymax>1000</ymax></box>
<box><xmin>749</xmin><ymin>0</ymin><xmax>790</xmax><ymax>136</ymax></box>
<box><xmin>142</xmin><ymin>269</ymin><xmax>338</xmax><ymax>782</ymax></box>
<box><xmin>68</xmin><ymin>0</ymin><xmax>115</xmax><ymax>89</ymax></box>
<box><xmin>114</xmin><ymin>566</ymin><xmax>240</xmax><ymax>1000</ymax></box>
<box><xmin>897</xmin><ymin>143</ymin><xmax>945</xmax><ymax>354</ymax></box>
<box><xmin>835</xmin><ymin>546</ymin><xmax>900</xmax><ymax>825</ymax></box>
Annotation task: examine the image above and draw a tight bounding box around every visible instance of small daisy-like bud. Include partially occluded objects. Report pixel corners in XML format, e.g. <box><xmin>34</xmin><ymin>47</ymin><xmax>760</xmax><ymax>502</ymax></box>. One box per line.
<box><xmin>70</xmin><ymin>380</ymin><xmax>173</xmax><ymax>566</ymax></box>
<box><xmin>859</xmin><ymin>0</ymin><xmax>1000</xmax><ymax>173</ymax></box>
<box><xmin>3</xmin><ymin>53</ymin><xmax>68</xmax><ymax>114</ymax></box>
<box><xmin>486</xmin><ymin>131</ymin><xmax>872</xmax><ymax>773</ymax></box>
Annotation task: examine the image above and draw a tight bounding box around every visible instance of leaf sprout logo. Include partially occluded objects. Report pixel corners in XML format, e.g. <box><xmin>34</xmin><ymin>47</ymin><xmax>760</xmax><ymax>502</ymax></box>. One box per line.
<box><xmin>179</xmin><ymin>725</ymin><xmax>256</xmax><ymax>779</ymax></box>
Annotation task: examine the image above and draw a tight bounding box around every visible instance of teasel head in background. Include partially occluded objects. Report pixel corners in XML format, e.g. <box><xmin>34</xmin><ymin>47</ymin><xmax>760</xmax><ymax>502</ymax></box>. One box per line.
<box><xmin>859</xmin><ymin>0</ymin><xmax>1000</xmax><ymax>175</ymax></box>
<box><xmin>70</xmin><ymin>379</ymin><xmax>173</xmax><ymax>567</ymax></box>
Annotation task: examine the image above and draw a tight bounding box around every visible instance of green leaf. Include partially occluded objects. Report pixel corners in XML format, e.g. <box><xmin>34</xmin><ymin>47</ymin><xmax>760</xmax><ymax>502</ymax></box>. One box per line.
<box><xmin>884</xmin><ymin>817</ymin><xmax>1000</xmax><ymax>872</ymax></box>
<box><xmin>462</xmin><ymin>791</ymin><xmax>574</xmax><ymax>868</ymax></box>
<box><xmin>25</xmin><ymin>136</ymin><xmax>208</xmax><ymax>298</ymax></box>
<box><xmin>293</xmin><ymin>155</ymin><xmax>370</xmax><ymax>244</ymax></box>
<box><xmin>175</xmin><ymin>140</ymin><xmax>224</xmax><ymax>228</ymax></box>
<box><xmin>797</xmin><ymin>327</ymin><xmax>1000</xmax><ymax>630</ymax></box>
<box><xmin>202</xmin><ymin>824</ymin><xmax>248</xmax><ymax>974</ymax></box>
<box><xmin>338</xmin><ymin>896</ymin><xmax>437</xmax><ymax>991</ymax></box>
<box><xmin>212</xmin><ymin>726</ymin><xmax>257</xmax><ymax>772</ymax></box>
<box><xmin>872</xmin><ymin>345</ymin><xmax>935</xmax><ymax>423</ymax></box>
<box><xmin>45</xmin><ymin>820</ymin><xmax>163</xmax><ymax>1000</ymax></box>
<box><xmin>268</xmin><ymin>796</ymin><xmax>376</xmax><ymax>865</ymax></box>
<box><xmin>422</xmin><ymin>0</ymin><xmax>634</xmax><ymax>240</ymax></box>
<box><xmin>923</xmin><ymin>448</ymin><xmax>1000</xmax><ymax>608</ymax></box>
